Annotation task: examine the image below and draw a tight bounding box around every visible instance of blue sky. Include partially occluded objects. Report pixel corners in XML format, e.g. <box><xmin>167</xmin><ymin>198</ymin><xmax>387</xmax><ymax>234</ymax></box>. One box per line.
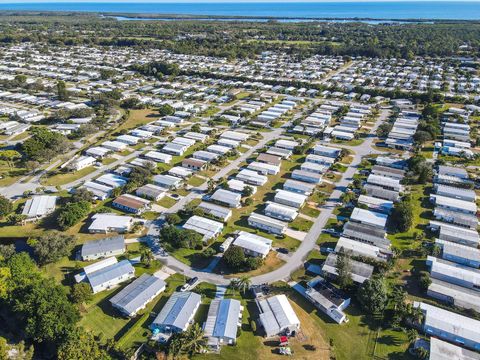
<box><xmin>0</xmin><ymin>0</ymin><xmax>475</xmax><ymax>2</ymax></box>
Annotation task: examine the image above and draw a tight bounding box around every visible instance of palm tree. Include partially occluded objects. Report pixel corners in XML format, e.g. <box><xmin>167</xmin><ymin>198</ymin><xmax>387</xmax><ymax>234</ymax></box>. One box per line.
<box><xmin>406</xmin><ymin>329</ymin><xmax>418</xmax><ymax>345</ymax></box>
<box><xmin>409</xmin><ymin>306</ymin><xmax>424</xmax><ymax>325</ymax></box>
<box><xmin>183</xmin><ymin>323</ymin><xmax>206</xmax><ymax>356</ymax></box>
<box><xmin>141</xmin><ymin>248</ymin><xmax>154</xmax><ymax>268</ymax></box>
<box><xmin>236</xmin><ymin>275</ymin><xmax>252</xmax><ymax>294</ymax></box>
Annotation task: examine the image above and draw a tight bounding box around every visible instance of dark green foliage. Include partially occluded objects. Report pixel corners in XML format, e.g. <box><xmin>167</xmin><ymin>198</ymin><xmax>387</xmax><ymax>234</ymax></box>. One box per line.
<box><xmin>4</xmin><ymin>253</ymin><xmax>80</xmax><ymax>348</ymax></box>
<box><xmin>357</xmin><ymin>277</ymin><xmax>388</xmax><ymax>314</ymax></box>
<box><xmin>58</xmin><ymin>328</ymin><xmax>111</xmax><ymax>360</ymax></box>
<box><xmin>406</xmin><ymin>155</ymin><xmax>433</xmax><ymax>184</ymax></box>
<box><xmin>419</xmin><ymin>271</ymin><xmax>431</xmax><ymax>291</ymax></box>
<box><xmin>160</xmin><ymin>225</ymin><xmax>203</xmax><ymax>249</ymax></box>
<box><xmin>57</xmin><ymin>201</ymin><xmax>91</xmax><ymax>230</ymax></box>
<box><xmin>223</xmin><ymin>245</ymin><xmax>262</xmax><ymax>271</ymax></box>
<box><xmin>28</xmin><ymin>232</ymin><xmax>76</xmax><ymax>265</ymax></box>
<box><xmin>391</xmin><ymin>196</ymin><xmax>414</xmax><ymax>233</ymax></box>
<box><xmin>70</xmin><ymin>283</ymin><xmax>92</xmax><ymax>304</ymax></box>
<box><xmin>21</xmin><ymin>127</ymin><xmax>70</xmax><ymax>163</ymax></box>
<box><xmin>223</xmin><ymin>246</ymin><xmax>246</xmax><ymax>269</ymax></box>
<box><xmin>0</xmin><ymin>195</ymin><xmax>12</xmax><ymax>217</ymax></box>
<box><xmin>157</xmin><ymin>103</ymin><xmax>175</xmax><ymax>116</ymax></box>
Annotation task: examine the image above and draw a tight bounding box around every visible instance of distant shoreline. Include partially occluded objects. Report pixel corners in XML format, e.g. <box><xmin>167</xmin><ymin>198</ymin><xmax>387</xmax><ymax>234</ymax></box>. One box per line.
<box><xmin>0</xmin><ymin>10</ymin><xmax>477</xmax><ymax>24</ymax></box>
<box><xmin>0</xmin><ymin>1</ymin><xmax>479</xmax><ymax>22</ymax></box>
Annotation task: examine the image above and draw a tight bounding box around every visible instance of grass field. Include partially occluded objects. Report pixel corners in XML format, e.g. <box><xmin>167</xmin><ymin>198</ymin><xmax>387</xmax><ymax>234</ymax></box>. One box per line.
<box><xmin>157</xmin><ymin>196</ymin><xmax>178</xmax><ymax>209</ymax></box>
<box><xmin>41</xmin><ymin>166</ymin><xmax>96</xmax><ymax>186</ymax></box>
<box><xmin>116</xmin><ymin>109</ymin><xmax>157</xmax><ymax>132</ymax></box>
<box><xmin>300</xmin><ymin>206</ymin><xmax>321</xmax><ymax>218</ymax></box>
<box><xmin>289</xmin><ymin>216</ymin><xmax>314</xmax><ymax>232</ymax></box>
<box><xmin>188</xmin><ymin>175</ymin><xmax>206</xmax><ymax>187</ymax></box>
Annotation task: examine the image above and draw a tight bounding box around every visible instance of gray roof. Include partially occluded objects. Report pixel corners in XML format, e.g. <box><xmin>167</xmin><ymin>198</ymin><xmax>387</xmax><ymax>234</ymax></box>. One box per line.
<box><xmin>436</xmin><ymin>239</ymin><xmax>480</xmax><ymax>263</ymax></box>
<box><xmin>87</xmin><ymin>260</ymin><xmax>134</xmax><ymax>289</ymax></box>
<box><xmin>415</xmin><ymin>301</ymin><xmax>480</xmax><ymax>345</ymax></box>
<box><xmin>197</xmin><ymin>202</ymin><xmax>232</xmax><ymax>221</ymax></box>
<box><xmin>22</xmin><ymin>195</ymin><xmax>57</xmax><ymax>217</ymax></box>
<box><xmin>152</xmin><ymin>291</ymin><xmax>201</xmax><ymax>330</ymax></box>
<box><xmin>322</xmin><ymin>253</ymin><xmax>374</xmax><ymax>284</ymax></box>
<box><xmin>204</xmin><ymin>299</ymin><xmax>241</xmax><ymax>340</ymax></box>
<box><xmin>110</xmin><ymin>274</ymin><xmax>166</xmax><ymax>315</ymax></box>
<box><xmin>429</xmin><ymin>337</ymin><xmax>480</xmax><ymax>360</ymax></box>
<box><xmin>81</xmin><ymin>235</ymin><xmax>125</xmax><ymax>258</ymax></box>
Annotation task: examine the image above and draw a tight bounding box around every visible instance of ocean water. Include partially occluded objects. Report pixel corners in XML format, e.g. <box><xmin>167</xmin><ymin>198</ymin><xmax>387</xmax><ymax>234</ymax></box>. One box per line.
<box><xmin>0</xmin><ymin>2</ymin><xmax>479</xmax><ymax>20</ymax></box>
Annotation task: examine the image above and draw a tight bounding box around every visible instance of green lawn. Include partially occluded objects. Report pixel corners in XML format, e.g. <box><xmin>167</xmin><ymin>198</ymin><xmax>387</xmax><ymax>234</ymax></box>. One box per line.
<box><xmin>188</xmin><ymin>175</ymin><xmax>206</xmax><ymax>187</ymax></box>
<box><xmin>289</xmin><ymin>216</ymin><xmax>314</xmax><ymax>232</ymax></box>
<box><xmin>300</xmin><ymin>206</ymin><xmax>321</xmax><ymax>218</ymax></box>
<box><xmin>157</xmin><ymin>196</ymin><xmax>177</xmax><ymax>208</ymax></box>
<box><xmin>41</xmin><ymin>166</ymin><xmax>97</xmax><ymax>186</ymax></box>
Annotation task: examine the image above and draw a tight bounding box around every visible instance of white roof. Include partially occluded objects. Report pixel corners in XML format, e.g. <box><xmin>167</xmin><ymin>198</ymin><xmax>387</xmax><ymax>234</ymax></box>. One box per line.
<box><xmin>257</xmin><ymin>295</ymin><xmax>300</xmax><ymax>336</ymax></box>
<box><xmin>183</xmin><ymin>215</ymin><xmax>223</xmax><ymax>241</ymax></box>
<box><xmin>429</xmin><ymin>337</ymin><xmax>480</xmax><ymax>360</ymax></box>
<box><xmin>233</xmin><ymin>231</ymin><xmax>272</xmax><ymax>256</ymax></box>
<box><xmin>351</xmin><ymin>207</ymin><xmax>388</xmax><ymax>228</ymax></box>
<box><xmin>415</xmin><ymin>302</ymin><xmax>480</xmax><ymax>345</ymax></box>
<box><xmin>22</xmin><ymin>195</ymin><xmax>57</xmax><ymax>218</ymax></box>
<box><xmin>88</xmin><ymin>213</ymin><xmax>133</xmax><ymax>232</ymax></box>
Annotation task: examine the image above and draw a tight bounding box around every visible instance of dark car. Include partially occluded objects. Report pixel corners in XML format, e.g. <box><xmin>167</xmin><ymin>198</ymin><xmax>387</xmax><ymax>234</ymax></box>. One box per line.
<box><xmin>277</xmin><ymin>248</ymin><xmax>289</xmax><ymax>254</ymax></box>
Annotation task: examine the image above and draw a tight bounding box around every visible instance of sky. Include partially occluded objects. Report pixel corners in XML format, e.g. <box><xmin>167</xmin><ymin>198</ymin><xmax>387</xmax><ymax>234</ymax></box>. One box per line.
<box><xmin>0</xmin><ymin>0</ymin><xmax>477</xmax><ymax>2</ymax></box>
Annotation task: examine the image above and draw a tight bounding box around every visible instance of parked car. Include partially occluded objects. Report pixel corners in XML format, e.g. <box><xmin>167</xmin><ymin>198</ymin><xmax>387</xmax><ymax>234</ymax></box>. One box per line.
<box><xmin>180</xmin><ymin>276</ymin><xmax>200</xmax><ymax>292</ymax></box>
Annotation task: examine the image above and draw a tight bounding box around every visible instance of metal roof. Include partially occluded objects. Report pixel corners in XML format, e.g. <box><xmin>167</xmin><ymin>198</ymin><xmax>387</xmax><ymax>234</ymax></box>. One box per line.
<box><xmin>351</xmin><ymin>207</ymin><xmax>388</xmax><ymax>229</ymax></box>
<box><xmin>152</xmin><ymin>291</ymin><xmax>201</xmax><ymax>330</ymax></box>
<box><xmin>415</xmin><ymin>302</ymin><xmax>480</xmax><ymax>344</ymax></box>
<box><xmin>183</xmin><ymin>215</ymin><xmax>224</xmax><ymax>240</ymax></box>
<box><xmin>429</xmin><ymin>337</ymin><xmax>480</xmax><ymax>360</ymax></box>
<box><xmin>81</xmin><ymin>235</ymin><xmax>125</xmax><ymax>258</ymax></box>
<box><xmin>22</xmin><ymin>195</ymin><xmax>57</xmax><ymax>218</ymax></box>
<box><xmin>204</xmin><ymin>299</ymin><xmax>241</xmax><ymax>340</ymax></box>
<box><xmin>257</xmin><ymin>295</ymin><xmax>300</xmax><ymax>336</ymax></box>
<box><xmin>110</xmin><ymin>274</ymin><xmax>166</xmax><ymax>316</ymax></box>
<box><xmin>87</xmin><ymin>259</ymin><xmax>134</xmax><ymax>289</ymax></box>
<box><xmin>233</xmin><ymin>231</ymin><xmax>272</xmax><ymax>256</ymax></box>
<box><xmin>322</xmin><ymin>253</ymin><xmax>373</xmax><ymax>284</ymax></box>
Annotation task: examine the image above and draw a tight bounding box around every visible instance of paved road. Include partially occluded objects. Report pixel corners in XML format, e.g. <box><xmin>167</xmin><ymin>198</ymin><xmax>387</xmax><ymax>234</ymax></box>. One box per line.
<box><xmin>153</xmin><ymin>109</ymin><xmax>389</xmax><ymax>285</ymax></box>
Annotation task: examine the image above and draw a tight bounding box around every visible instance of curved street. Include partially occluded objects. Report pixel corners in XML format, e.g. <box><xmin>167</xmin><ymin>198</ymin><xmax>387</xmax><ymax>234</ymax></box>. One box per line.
<box><xmin>151</xmin><ymin>109</ymin><xmax>389</xmax><ymax>285</ymax></box>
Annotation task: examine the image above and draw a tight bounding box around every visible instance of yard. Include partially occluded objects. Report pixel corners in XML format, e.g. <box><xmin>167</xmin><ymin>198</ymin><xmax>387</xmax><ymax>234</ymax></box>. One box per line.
<box><xmin>41</xmin><ymin>166</ymin><xmax>97</xmax><ymax>186</ymax></box>
<box><xmin>188</xmin><ymin>175</ymin><xmax>206</xmax><ymax>187</ymax></box>
<box><xmin>289</xmin><ymin>216</ymin><xmax>314</xmax><ymax>232</ymax></box>
<box><xmin>157</xmin><ymin>196</ymin><xmax>178</xmax><ymax>209</ymax></box>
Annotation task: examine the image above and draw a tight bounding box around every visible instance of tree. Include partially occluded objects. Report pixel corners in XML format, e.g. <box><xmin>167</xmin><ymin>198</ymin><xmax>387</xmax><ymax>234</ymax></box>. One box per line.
<box><xmin>407</xmin><ymin>329</ymin><xmax>418</xmax><ymax>344</ymax></box>
<box><xmin>168</xmin><ymin>323</ymin><xmax>206</xmax><ymax>358</ymax></box>
<box><xmin>232</xmin><ymin>275</ymin><xmax>251</xmax><ymax>294</ymax></box>
<box><xmin>58</xmin><ymin>328</ymin><xmax>111</xmax><ymax>360</ymax></box>
<box><xmin>71</xmin><ymin>188</ymin><xmax>95</xmax><ymax>204</ymax></box>
<box><xmin>21</xmin><ymin>128</ymin><xmax>69</xmax><ymax>163</ymax></box>
<box><xmin>223</xmin><ymin>246</ymin><xmax>245</xmax><ymax>270</ymax></box>
<box><xmin>158</xmin><ymin>104</ymin><xmax>175</xmax><ymax>117</ymax></box>
<box><xmin>160</xmin><ymin>225</ymin><xmax>203</xmax><ymax>249</ymax></box>
<box><xmin>0</xmin><ymin>337</ymin><xmax>7</xmax><ymax>360</ymax></box>
<box><xmin>28</xmin><ymin>232</ymin><xmax>76</xmax><ymax>265</ymax></box>
<box><xmin>0</xmin><ymin>196</ymin><xmax>12</xmax><ymax>218</ymax></box>
<box><xmin>0</xmin><ymin>244</ymin><xmax>15</xmax><ymax>261</ymax></box>
<box><xmin>376</xmin><ymin>123</ymin><xmax>393</xmax><ymax>138</ymax></box>
<box><xmin>413</xmin><ymin>130</ymin><xmax>432</xmax><ymax>146</ymax></box>
<box><xmin>0</xmin><ymin>149</ymin><xmax>21</xmax><ymax>167</ymax></box>
<box><xmin>166</xmin><ymin>213</ymin><xmax>182</xmax><ymax>225</ymax></box>
<box><xmin>191</xmin><ymin>123</ymin><xmax>201</xmax><ymax>133</ymax></box>
<box><xmin>141</xmin><ymin>248</ymin><xmax>154</xmax><ymax>268</ymax></box>
<box><xmin>57</xmin><ymin>201</ymin><xmax>91</xmax><ymax>230</ymax></box>
<box><xmin>419</xmin><ymin>271</ymin><xmax>431</xmax><ymax>291</ymax></box>
<box><xmin>335</xmin><ymin>252</ymin><xmax>353</xmax><ymax>290</ymax></box>
<box><xmin>0</xmin><ymin>268</ymin><xmax>10</xmax><ymax>299</ymax></box>
<box><xmin>414</xmin><ymin>347</ymin><xmax>429</xmax><ymax>360</ymax></box>
<box><xmin>12</xmin><ymin>277</ymin><xmax>80</xmax><ymax>344</ymax></box>
<box><xmin>70</xmin><ymin>282</ymin><xmax>92</xmax><ymax>304</ymax></box>
<box><xmin>243</xmin><ymin>185</ymin><xmax>254</xmax><ymax>197</ymax></box>
<box><xmin>357</xmin><ymin>277</ymin><xmax>388</xmax><ymax>314</ymax></box>
<box><xmin>57</xmin><ymin>80</ymin><xmax>69</xmax><ymax>101</ymax></box>
<box><xmin>391</xmin><ymin>197</ymin><xmax>413</xmax><ymax>232</ymax></box>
